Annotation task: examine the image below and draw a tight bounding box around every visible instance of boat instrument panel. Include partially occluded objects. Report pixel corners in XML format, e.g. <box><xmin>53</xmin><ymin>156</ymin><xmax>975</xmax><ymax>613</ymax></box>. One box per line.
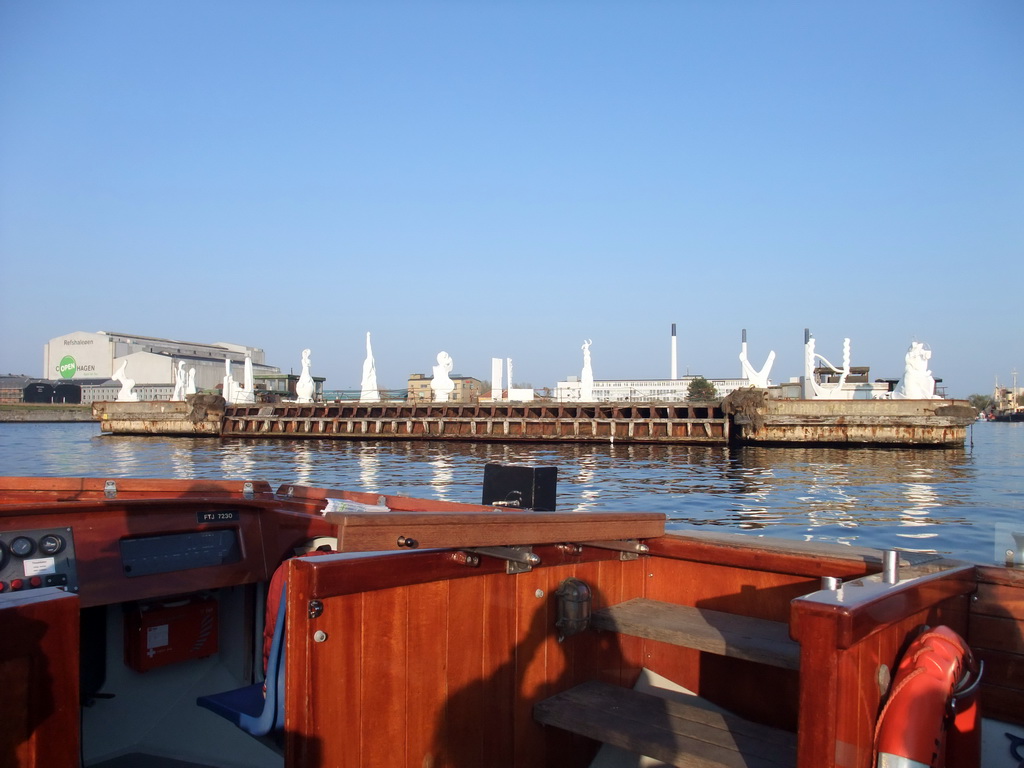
<box><xmin>0</xmin><ymin>526</ymin><xmax>79</xmax><ymax>593</ymax></box>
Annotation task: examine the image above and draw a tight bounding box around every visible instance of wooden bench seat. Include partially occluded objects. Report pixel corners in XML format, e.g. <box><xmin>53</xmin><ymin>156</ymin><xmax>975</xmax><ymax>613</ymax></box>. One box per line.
<box><xmin>590</xmin><ymin>598</ymin><xmax>800</xmax><ymax>671</ymax></box>
<box><xmin>535</xmin><ymin>680</ymin><xmax>797</xmax><ymax>768</ymax></box>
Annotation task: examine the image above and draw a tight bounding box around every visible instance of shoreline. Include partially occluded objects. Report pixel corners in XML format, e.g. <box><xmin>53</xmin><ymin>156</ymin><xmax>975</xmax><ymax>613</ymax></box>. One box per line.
<box><xmin>0</xmin><ymin>404</ymin><xmax>97</xmax><ymax>423</ymax></box>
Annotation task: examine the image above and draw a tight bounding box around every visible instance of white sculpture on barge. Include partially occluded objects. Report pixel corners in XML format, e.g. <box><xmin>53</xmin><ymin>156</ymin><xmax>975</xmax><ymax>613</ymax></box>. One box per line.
<box><xmin>430</xmin><ymin>352</ymin><xmax>455</xmax><ymax>402</ymax></box>
<box><xmin>360</xmin><ymin>333</ymin><xmax>380</xmax><ymax>403</ymax></box>
<box><xmin>295</xmin><ymin>349</ymin><xmax>315</xmax><ymax>403</ymax></box>
<box><xmin>891</xmin><ymin>342</ymin><xmax>939</xmax><ymax>400</ymax></box>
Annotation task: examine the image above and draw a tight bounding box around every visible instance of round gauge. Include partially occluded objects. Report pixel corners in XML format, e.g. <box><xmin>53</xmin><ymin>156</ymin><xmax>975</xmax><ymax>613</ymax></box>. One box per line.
<box><xmin>10</xmin><ymin>536</ymin><xmax>35</xmax><ymax>558</ymax></box>
<box><xmin>39</xmin><ymin>534</ymin><xmax>65</xmax><ymax>556</ymax></box>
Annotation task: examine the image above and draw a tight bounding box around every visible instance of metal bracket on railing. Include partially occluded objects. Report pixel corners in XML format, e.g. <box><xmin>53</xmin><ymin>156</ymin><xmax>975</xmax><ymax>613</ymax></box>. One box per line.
<box><xmin>308</xmin><ymin>600</ymin><xmax>324</xmax><ymax>619</ymax></box>
<box><xmin>882</xmin><ymin>550</ymin><xmax>900</xmax><ymax>584</ymax></box>
<box><xmin>464</xmin><ymin>545</ymin><xmax>540</xmax><ymax>574</ymax></box>
<box><xmin>579</xmin><ymin>539</ymin><xmax>649</xmax><ymax>561</ymax></box>
<box><xmin>449</xmin><ymin>551</ymin><xmax>481</xmax><ymax>568</ymax></box>
<box><xmin>951</xmin><ymin>659</ymin><xmax>984</xmax><ymax>713</ymax></box>
<box><xmin>104</xmin><ymin>480</ymin><xmax>117</xmax><ymax>499</ymax></box>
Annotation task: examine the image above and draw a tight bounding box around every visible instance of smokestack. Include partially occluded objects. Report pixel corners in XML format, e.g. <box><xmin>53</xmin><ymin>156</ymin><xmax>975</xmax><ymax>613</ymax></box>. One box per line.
<box><xmin>741</xmin><ymin>329</ymin><xmax>747</xmax><ymax>379</ymax></box>
<box><xmin>671</xmin><ymin>323</ymin><xmax>678</xmax><ymax>379</ymax></box>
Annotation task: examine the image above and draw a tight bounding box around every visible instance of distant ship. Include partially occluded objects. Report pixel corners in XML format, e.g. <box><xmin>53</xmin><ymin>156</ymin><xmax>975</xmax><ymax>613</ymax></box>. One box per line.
<box><xmin>989</xmin><ymin>409</ymin><xmax>1024</xmax><ymax>422</ymax></box>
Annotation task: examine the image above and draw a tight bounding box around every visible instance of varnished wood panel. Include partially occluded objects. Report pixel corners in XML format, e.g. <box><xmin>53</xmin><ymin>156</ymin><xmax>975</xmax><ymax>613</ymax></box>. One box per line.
<box><xmin>512</xmin><ymin>566</ymin><xmax>555</xmax><ymax>768</ymax></box>
<box><xmin>326</xmin><ymin>506</ymin><xmax>665</xmax><ymax>553</ymax></box>
<box><xmin>281</xmin><ymin>536</ymin><xmax>993</xmax><ymax>768</ymax></box>
<box><xmin>0</xmin><ymin>589</ymin><xmax>79</xmax><ymax>768</ymax></box>
<box><xmin>969</xmin><ymin>614</ymin><xmax>1024</xmax><ymax>655</ymax></box>
<box><xmin>971</xmin><ymin>581</ymin><xmax>1024</xmax><ymax>621</ymax></box>
<box><xmin>288</xmin><ymin>551</ymin><xmax>647</xmax><ymax>768</ymax></box>
<box><xmin>0</xmin><ymin>476</ymin><xmax>274</xmax><ymax>503</ymax></box>
<box><xmin>363</xmin><ymin>585</ymin><xmax>409</xmax><ymax>767</ymax></box>
<box><xmin>407</xmin><ymin>580</ymin><xmax>450</xmax><ymax>768</ymax></box>
<box><xmin>645</xmin><ymin>532</ymin><xmax>884</xmax><ymax>579</ymax></box>
<box><xmin>976</xmin><ymin>564</ymin><xmax>1024</xmax><ymax>589</ymax></box>
<box><xmin>970</xmin><ymin>567</ymin><xmax>1024</xmax><ymax>725</ymax></box>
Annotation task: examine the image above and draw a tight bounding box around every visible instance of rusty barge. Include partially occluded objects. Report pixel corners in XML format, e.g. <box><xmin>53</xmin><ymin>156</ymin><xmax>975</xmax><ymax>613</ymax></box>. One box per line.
<box><xmin>92</xmin><ymin>392</ymin><xmax>978</xmax><ymax>446</ymax></box>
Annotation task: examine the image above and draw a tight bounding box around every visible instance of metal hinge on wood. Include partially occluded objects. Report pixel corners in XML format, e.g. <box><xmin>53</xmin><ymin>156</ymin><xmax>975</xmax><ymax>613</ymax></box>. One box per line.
<box><xmin>464</xmin><ymin>545</ymin><xmax>540</xmax><ymax>574</ymax></box>
<box><xmin>579</xmin><ymin>539</ymin><xmax>649</xmax><ymax>561</ymax></box>
<box><xmin>104</xmin><ymin>480</ymin><xmax>117</xmax><ymax>499</ymax></box>
<box><xmin>243</xmin><ymin>482</ymin><xmax>254</xmax><ymax>500</ymax></box>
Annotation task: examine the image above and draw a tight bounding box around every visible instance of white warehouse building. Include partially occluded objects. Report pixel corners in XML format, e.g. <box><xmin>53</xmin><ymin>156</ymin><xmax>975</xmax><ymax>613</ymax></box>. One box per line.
<box><xmin>43</xmin><ymin>331</ymin><xmax>282</xmax><ymax>401</ymax></box>
<box><xmin>554</xmin><ymin>376</ymin><xmax>750</xmax><ymax>403</ymax></box>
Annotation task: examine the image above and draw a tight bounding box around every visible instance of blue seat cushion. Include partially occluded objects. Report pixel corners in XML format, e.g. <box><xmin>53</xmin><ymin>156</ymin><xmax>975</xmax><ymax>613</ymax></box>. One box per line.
<box><xmin>197</xmin><ymin>682</ymin><xmax>266</xmax><ymax>724</ymax></box>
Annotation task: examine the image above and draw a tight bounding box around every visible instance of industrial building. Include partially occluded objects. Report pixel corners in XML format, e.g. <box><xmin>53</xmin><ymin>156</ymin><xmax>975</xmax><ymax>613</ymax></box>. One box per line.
<box><xmin>406</xmin><ymin>372</ymin><xmax>485</xmax><ymax>403</ymax></box>
<box><xmin>42</xmin><ymin>331</ymin><xmax>283</xmax><ymax>402</ymax></box>
<box><xmin>553</xmin><ymin>376</ymin><xmax>749</xmax><ymax>403</ymax></box>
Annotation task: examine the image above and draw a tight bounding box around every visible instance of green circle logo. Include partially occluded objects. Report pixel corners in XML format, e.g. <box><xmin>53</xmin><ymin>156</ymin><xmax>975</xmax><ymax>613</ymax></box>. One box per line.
<box><xmin>57</xmin><ymin>355</ymin><xmax>77</xmax><ymax>379</ymax></box>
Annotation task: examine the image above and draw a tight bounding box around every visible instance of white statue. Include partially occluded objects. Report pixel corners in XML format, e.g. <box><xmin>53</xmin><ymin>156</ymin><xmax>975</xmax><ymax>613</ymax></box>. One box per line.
<box><xmin>172</xmin><ymin>361</ymin><xmax>187</xmax><ymax>401</ymax></box>
<box><xmin>805</xmin><ymin>335</ymin><xmax>851</xmax><ymax>399</ymax></box>
<box><xmin>222</xmin><ymin>358</ymin><xmax>236</xmax><ymax>403</ymax></box>
<box><xmin>431</xmin><ymin>351</ymin><xmax>455</xmax><ymax>402</ymax></box>
<box><xmin>580</xmin><ymin>339</ymin><xmax>594</xmax><ymax>401</ymax></box>
<box><xmin>232</xmin><ymin>356</ymin><xmax>256</xmax><ymax>404</ymax></box>
<box><xmin>185</xmin><ymin>368</ymin><xmax>197</xmax><ymax>395</ymax></box>
<box><xmin>491</xmin><ymin>358</ymin><xmax>503</xmax><ymax>401</ymax></box>
<box><xmin>892</xmin><ymin>342</ymin><xmax>939</xmax><ymax>399</ymax></box>
<box><xmin>295</xmin><ymin>348</ymin><xmax>315</xmax><ymax>403</ymax></box>
<box><xmin>360</xmin><ymin>332</ymin><xmax>380</xmax><ymax>403</ymax></box>
<box><xmin>112</xmin><ymin>360</ymin><xmax>140</xmax><ymax>402</ymax></box>
<box><xmin>738</xmin><ymin>330</ymin><xmax>775</xmax><ymax>389</ymax></box>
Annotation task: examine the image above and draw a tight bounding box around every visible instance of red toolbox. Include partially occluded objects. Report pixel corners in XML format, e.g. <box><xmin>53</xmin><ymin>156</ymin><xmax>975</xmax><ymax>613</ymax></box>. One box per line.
<box><xmin>124</xmin><ymin>594</ymin><xmax>218</xmax><ymax>672</ymax></box>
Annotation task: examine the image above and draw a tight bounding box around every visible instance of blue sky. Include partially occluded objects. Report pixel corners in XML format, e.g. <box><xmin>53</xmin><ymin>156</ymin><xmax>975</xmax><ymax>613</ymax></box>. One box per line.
<box><xmin>1</xmin><ymin>1</ymin><xmax>1021</xmax><ymax>397</ymax></box>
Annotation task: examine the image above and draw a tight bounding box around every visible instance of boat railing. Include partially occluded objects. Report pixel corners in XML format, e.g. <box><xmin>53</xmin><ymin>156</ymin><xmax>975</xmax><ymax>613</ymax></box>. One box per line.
<box><xmin>791</xmin><ymin>555</ymin><xmax>976</xmax><ymax>767</ymax></box>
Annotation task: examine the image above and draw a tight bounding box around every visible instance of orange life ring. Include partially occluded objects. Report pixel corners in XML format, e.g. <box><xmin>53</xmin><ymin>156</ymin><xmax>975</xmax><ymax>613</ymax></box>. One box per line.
<box><xmin>874</xmin><ymin>625</ymin><xmax>981</xmax><ymax>768</ymax></box>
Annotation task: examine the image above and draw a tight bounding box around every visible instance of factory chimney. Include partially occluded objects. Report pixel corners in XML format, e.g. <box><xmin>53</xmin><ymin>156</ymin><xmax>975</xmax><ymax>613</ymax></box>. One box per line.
<box><xmin>671</xmin><ymin>323</ymin><xmax>678</xmax><ymax>380</ymax></box>
<box><xmin>741</xmin><ymin>328</ymin><xmax>747</xmax><ymax>379</ymax></box>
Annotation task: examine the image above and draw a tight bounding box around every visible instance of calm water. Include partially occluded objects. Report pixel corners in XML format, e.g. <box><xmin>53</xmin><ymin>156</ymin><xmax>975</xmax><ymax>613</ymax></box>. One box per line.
<box><xmin>1</xmin><ymin>421</ymin><xmax>1021</xmax><ymax>565</ymax></box>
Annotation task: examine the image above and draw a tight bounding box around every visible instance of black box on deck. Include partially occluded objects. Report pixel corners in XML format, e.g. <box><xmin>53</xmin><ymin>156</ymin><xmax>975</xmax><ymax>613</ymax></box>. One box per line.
<box><xmin>482</xmin><ymin>463</ymin><xmax>557</xmax><ymax>511</ymax></box>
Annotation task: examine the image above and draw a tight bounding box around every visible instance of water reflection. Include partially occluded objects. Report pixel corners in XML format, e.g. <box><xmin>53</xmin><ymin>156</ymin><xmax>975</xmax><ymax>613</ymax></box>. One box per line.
<box><xmin>168</xmin><ymin>442</ymin><xmax>199</xmax><ymax>479</ymax></box>
<box><xmin>1</xmin><ymin>423</ymin><xmax>1012</xmax><ymax>563</ymax></box>
<box><xmin>429</xmin><ymin>449</ymin><xmax>454</xmax><ymax>501</ymax></box>
<box><xmin>894</xmin><ymin>466</ymin><xmax>942</xmax><ymax>552</ymax></box>
<box><xmin>219</xmin><ymin>440</ymin><xmax>259</xmax><ymax>481</ymax></box>
<box><xmin>290</xmin><ymin>442</ymin><xmax>316</xmax><ymax>486</ymax></box>
<box><xmin>358</xmin><ymin>444</ymin><xmax>380</xmax><ymax>491</ymax></box>
<box><xmin>571</xmin><ymin>446</ymin><xmax>601</xmax><ymax>512</ymax></box>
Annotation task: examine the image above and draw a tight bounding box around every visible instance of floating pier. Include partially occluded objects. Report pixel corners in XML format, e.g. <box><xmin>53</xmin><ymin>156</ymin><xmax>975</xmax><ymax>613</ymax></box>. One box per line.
<box><xmin>221</xmin><ymin>401</ymin><xmax>730</xmax><ymax>443</ymax></box>
<box><xmin>93</xmin><ymin>393</ymin><xmax>978</xmax><ymax>446</ymax></box>
<box><xmin>93</xmin><ymin>395</ymin><xmax>225</xmax><ymax>435</ymax></box>
<box><xmin>724</xmin><ymin>390</ymin><xmax>978</xmax><ymax>446</ymax></box>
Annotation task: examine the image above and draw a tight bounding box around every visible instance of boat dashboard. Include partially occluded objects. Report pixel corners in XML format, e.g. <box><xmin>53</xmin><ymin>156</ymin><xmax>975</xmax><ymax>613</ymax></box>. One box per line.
<box><xmin>0</xmin><ymin>480</ymin><xmax>338</xmax><ymax>607</ymax></box>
